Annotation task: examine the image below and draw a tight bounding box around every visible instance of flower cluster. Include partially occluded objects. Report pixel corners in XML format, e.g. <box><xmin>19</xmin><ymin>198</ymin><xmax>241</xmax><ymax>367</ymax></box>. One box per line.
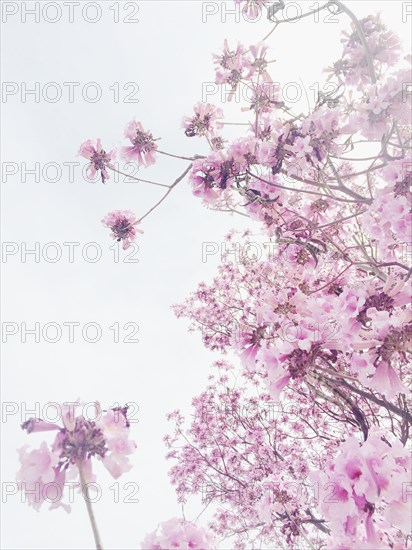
<box><xmin>101</xmin><ymin>209</ymin><xmax>142</xmax><ymax>249</ymax></box>
<box><xmin>181</xmin><ymin>26</ymin><xmax>411</xmax><ymax>277</ymax></box>
<box><xmin>165</xmin><ymin>362</ymin><xmax>346</xmax><ymax>548</ymax></box>
<box><xmin>122</xmin><ymin>120</ymin><xmax>159</xmax><ymax>166</ymax></box>
<box><xmin>311</xmin><ymin>428</ymin><xmax>411</xmax><ymax>548</ymax></box>
<box><xmin>17</xmin><ymin>402</ymin><xmax>136</xmax><ymax>511</ymax></box>
<box><xmin>174</xmin><ymin>235</ymin><xmax>411</xmax><ymax>404</ymax></box>
<box><xmin>79</xmin><ymin>139</ymin><xmax>114</xmax><ymax>184</ymax></box>
<box><xmin>182</xmin><ymin>102</ymin><xmax>223</xmax><ymax>139</ymax></box>
<box><xmin>141</xmin><ymin>517</ymin><xmax>216</xmax><ymax>550</ymax></box>
<box><xmin>328</xmin><ymin>13</ymin><xmax>401</xmax><ymax>87</ymax></box>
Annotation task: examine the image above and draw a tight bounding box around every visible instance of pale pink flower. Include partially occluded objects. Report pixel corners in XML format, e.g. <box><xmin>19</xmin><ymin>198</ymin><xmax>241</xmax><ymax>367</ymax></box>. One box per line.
<box><xmin>17</xmin><ymin>442</ymin><xmax>59</xmax><ymax>485</ymax></box>
<box><xmin>327</xmin><ymin>14</ymin><xmax>402</xmax><ymax>89</ymax></box>
<box><xmin>189</xmin><ymin>154</ymin><xmax>234</xmax><ymax>204</ymax></box>
<box><xmin>213</xmin><ymin>40</ymin><xmax>249</xmax><ymax>100</ymax></box>
<box><xmin>368</xmin><ymin>360</ymin><xmax>408</xmax><ymax>401</ymax></box>
<box><xmin>246</xmin><ymin>43</ymin><xmax>272</xmax><ymax>82</ymax></box>
<box><xmin>141</xmin><ymin>517</ymin><xmax>216</xmax><ymax>550</ymax></box>
<box><xmin>285</xmin><ymin>135</ymin><xmax>313</xmax><ymax>159</ymax></box>
<box><xmin>235</xmin><ymin>0</ymin><xmax>270</xmax><ymax>20</ymax></box>
<box><xmin>182</xmin><ymin>102</ymin><xmax>223</xmax><ymax>138</ymax></box>
<box><xmin>16</xmin><ymin>442</ymin><xmax>68</xmax><ymax>511</ymax></box>
<box><xmin>102</xmin><ymin>209</ymin><xmax>143</xmax><ymax>250</ymax></box>
<box><xmin>97</xmin><ymin>409</ymin><xmax>136</xmax><ymax>478</ymax></box>
<box><xmin>79</xmin><ymin>138</ymin><xmax>114</xmax><ymax>183</ymax></box>
<box><xmin>310</xmin><ymin>429</ymin><xmax>411</xmax><ymax>547</ymax></box>
<box><xmin>122</xmin><ymin>120</ymin><xmax>158</xmax><ymax>166</ymax></box>
<box><xmin>21</xmin><ymin>418</ymin><xmax>61</xmax><ymax>433</ymax></box>
<box><xmin>18</xmin><ymin>402</ymin><xmax>136</xmax><ymax>510</ymax></box>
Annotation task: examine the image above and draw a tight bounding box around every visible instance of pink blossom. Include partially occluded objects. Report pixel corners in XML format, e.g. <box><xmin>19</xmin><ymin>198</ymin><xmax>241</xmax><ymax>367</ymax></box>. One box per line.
<box><xmin>18</xmin><ymin>402</ymin><xmax>136</xmax><ymax>511</ymax></box>
<box><xmin>327</xmin><ymin>14</ymin><xmax>402</xmax><ymax>88</ymax></box>
<box><xmin>368</xmin><ymin>360</ymin><xmax>408</xmax><ymax>401</ymax></box>
<box><xmin>234</xmin><ymin>0</ymin><xmax>270</xmax><ymax>21</ymax></box>
<box><xmin>79</xmin><ymin>138</ymin><xmax>114</xmax><ymax>183</ymax></box>
<box><xmin>122</xmin><ymin>120</ymin><xmax>158</xmax><ymax>166</ymax></box>
<box><xmin>311</xmin><ymin>429</ymin><xmax>411</xmax><ymax>547</ymax></box>
<box><xmin>189</xmin><ymin>154</ymin><xmax>234</xmax><ymax>204</ymax></box>
<box><xmin>213</xmin><ymin>40</ymin><xmax>249</xmax><ymax>100</ymax></box>
<box><xmin>101</xmin><ymin>209</ymin><xmax>143</xmax><ymax>249</ymax></box>
<box><xmin>245</xmin><ymin>43</ymin><xmax>272</xmax><ymax>82</ymax></box>
<box><xmin>141</xmin><ymin>518</ymin><xmax>215</xmax><ymax>550</ymax></box>
<box><xmin>285</xmin><ymin>135</ymin><xmax>313</xmax><ymax>159</ymax></box>
<box><xmin>17</xmin><ymin>442</ymin><xmax>59</xmax><ymax>485</ymax></box>
<box><xmin>182</xmin><ymin>103</ymin><xmax>223</xmax><ymax>138</ymax></box>
<box><xmin>16</xmin><ymin>442</ymin><xmax>68</xmax><ymax>511</ymax></box>
<box><xmin>97</xmin><ymin>409</ymin><xmax>136</xmax><ymax>478</ymax></box>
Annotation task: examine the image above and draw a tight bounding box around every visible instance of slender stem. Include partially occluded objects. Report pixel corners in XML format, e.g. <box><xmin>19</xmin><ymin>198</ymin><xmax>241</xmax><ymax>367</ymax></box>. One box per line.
<box><xmin>308</xmin><ymin>263</ymin><xmax>353</xmax><ymax>294</ymax></box>
<box><xmin>278</xmin><ymin>168</ymin><xmax>373</xmax><ymax>202</ymax></box>
<box><xmin>78</xmin><ymin>461</ymin><xmax>103</xmax><ymax>550</ymax></box>
<box><xmin>210</xmin><ymin>207</ymin><xmax>250</xmax><ymax>218</ymax></box>
<box><xmin>248</xmin><ymin>170</ymin><xmax>369</xmax><ymax>204</ymax></box>
<box><xmin>339</xmin><ymin>164</ymin><xmax>386</xmax><ymax>180</ymax></box>
<box><xmin>330</xmin><ymin>154</ymin><xmax>380</xmax><ymax>162</ymax></box>
<box><xmin>221</xmin><ymin>122</ymin><xmax>250</xmax><ymax>126</ymax></box>
<box><xmin>109</xmin><ymin>167</ymin><xmax>169</xmax><ymax>188</ymax></box>
<box><xmin>137</xmin><ymin>164</ymin><xmax>192</xmax><ymax>223</ymax></box>
<box><xmin>157</xmin><ymin>150</ymin><xmax>201</xmax><ymax>161</ymax></box>
<box><xmin>316</xmin><ymin>210</ymin><xmax>366</xmax><ymax>229</ymax></box>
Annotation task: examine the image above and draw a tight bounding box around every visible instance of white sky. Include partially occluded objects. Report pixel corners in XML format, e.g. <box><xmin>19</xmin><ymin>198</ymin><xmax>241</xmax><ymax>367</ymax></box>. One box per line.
<box><xmin>1</xmin><ymin>1</ymin><xmax>411</xmax><ymax>549</ymax></box>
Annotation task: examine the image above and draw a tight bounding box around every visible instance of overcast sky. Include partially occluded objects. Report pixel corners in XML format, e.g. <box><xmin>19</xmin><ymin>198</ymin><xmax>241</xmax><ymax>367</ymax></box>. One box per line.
<box><xmin>1</xmin><ymin>1</ymin><xmax>411</xmax><ymax>549</ymax></box>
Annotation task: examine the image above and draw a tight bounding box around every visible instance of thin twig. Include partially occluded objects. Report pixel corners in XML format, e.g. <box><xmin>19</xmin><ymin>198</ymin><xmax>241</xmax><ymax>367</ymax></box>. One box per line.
<box><xmin>137</xmin><ymin>164</ymin><xmax>192</xmax><ymax>223</ymax></box>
